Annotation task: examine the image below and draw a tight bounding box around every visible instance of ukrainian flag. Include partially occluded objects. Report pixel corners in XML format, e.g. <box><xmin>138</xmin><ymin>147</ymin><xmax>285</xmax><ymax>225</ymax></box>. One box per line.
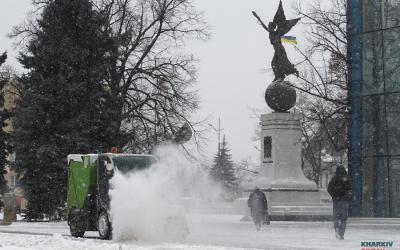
<box><xmin>281</xmin><ymin>36</ymin><xmax>297</xmax><ymax>44</ymax></box>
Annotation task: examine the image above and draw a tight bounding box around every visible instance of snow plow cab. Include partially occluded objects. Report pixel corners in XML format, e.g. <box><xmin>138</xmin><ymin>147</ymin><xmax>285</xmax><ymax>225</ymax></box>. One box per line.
<box><xmin>66</xmin><ymin>153</ymin><xmax>155</xmax><ymax>239</ymax></box>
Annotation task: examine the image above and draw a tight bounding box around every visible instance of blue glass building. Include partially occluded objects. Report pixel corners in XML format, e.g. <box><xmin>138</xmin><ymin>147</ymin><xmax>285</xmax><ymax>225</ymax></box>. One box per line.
<box><xmin>349</xmin><ymin>0</ymin><xmax>400</xmax><ymax>217</ymax></box>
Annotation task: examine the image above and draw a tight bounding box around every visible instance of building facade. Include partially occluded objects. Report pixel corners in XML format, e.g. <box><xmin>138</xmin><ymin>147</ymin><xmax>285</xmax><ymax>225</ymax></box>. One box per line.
<box><xmin>1</xmin><ymin>79</ymin><xmax>27</xmax><ymax>211</ymax></box>
<box><xmin>349</xmin><ymin>0</ymin><xmax>400</xmax><ymax>217</ymax></box>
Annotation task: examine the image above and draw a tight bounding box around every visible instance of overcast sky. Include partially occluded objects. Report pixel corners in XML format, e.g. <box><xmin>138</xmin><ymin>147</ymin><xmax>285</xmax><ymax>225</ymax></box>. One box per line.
<box><xmin>0</xmin><ymin>0</ymin><xmax>310</xmax><ymax>163</ymax></box>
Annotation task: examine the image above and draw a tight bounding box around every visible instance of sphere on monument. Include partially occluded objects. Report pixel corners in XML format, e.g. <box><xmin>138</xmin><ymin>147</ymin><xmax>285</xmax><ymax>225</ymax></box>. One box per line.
<box><xmin>265</xmin><ymin>80</ymin><xmax>296</xmax><ymax>112</ymax></box>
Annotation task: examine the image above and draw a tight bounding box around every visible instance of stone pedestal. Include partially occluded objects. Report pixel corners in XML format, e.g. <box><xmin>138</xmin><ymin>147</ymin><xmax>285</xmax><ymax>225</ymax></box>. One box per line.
<box><xmin>259</xmin><ymin>112</ymin><xmax>317</xmax><ymax>191</ymax></box>
<box><xmin>233</xmin><ymin>112</ymin><xmax>332</xmax><ymax>220</ymax></box>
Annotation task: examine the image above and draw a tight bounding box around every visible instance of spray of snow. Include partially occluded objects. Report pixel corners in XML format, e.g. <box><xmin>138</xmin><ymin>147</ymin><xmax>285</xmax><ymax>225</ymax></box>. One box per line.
<box><xmin>109</xmin><ymin>144</ymin><xmax>222</xmax><ymax>241</ymax></box>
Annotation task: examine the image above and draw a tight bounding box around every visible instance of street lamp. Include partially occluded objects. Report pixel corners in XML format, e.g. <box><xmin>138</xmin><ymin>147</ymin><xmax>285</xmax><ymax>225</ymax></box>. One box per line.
<box><xmin>208</xmin><ymin>118</ymin><xmax>223</xmax><ymax>156</ymax></box>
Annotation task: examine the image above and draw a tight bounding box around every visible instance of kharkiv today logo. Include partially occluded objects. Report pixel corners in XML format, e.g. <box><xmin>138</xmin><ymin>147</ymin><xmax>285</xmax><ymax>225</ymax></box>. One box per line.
<box><xmin>360</xmin><ymin>241</ymin><xmax>394</xmax><ymax>250</ymax></box>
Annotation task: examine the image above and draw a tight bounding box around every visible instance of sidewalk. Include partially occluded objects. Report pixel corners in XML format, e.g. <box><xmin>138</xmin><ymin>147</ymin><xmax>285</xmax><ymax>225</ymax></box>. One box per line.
<box><xmin>0</xmin><ymin>214</ymin><xmax>399</xmax><ymax>250</ymax></box>
<box><xmin>348</xmin><ymin>217</ymin><xmax>400</xmax><ymax>230</ymax></box>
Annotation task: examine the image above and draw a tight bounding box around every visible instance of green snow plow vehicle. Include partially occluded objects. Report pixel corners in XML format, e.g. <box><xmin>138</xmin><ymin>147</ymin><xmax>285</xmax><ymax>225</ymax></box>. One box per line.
<box><xmin>66</xmin><ymin>153</ymin><xmax>155</xmax><ymax>239</ymax></box>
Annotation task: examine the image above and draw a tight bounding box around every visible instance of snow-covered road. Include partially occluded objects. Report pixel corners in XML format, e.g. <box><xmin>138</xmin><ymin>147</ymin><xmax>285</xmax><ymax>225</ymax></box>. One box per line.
<box><xmin>0</xmin><ymin>214</ymin><xmax>399</xmax><ymax>250</ymax></box>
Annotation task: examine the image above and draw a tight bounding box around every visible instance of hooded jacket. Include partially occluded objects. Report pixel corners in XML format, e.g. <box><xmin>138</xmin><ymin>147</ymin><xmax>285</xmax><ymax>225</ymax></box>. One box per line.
<box><xmin>328</xmin><ymin>166</ymin><xmax>352</xmax><ymax>202</ymax></box>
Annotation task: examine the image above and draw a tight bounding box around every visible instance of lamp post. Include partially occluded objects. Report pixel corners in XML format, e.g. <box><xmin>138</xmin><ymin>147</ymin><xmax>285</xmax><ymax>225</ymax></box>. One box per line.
<box><xmin>208</xmin><ymin>118</ymin><xmax>223</xmax><ymax>156</ymax></box>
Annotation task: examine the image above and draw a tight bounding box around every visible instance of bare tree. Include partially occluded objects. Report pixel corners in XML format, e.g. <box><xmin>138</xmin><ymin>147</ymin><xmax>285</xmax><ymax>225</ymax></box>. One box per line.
<box><xmin>12</xmin><ymin>0</ymin><xmax>210</xmax><ymax>153</ymax></box>
<box><xmin>95</xmin><ymin>0</ymin><xmax>210</xmax><ymax>153</ymax></box>
<box><xmin>290</xmin><ymin>0</ymin><xmax>348</xmax><ymax>183</ymax></box>
<box><xmin>298</xmin><ymin>91</ymin><xmax>347</xmax><ymax>185</ymax></box>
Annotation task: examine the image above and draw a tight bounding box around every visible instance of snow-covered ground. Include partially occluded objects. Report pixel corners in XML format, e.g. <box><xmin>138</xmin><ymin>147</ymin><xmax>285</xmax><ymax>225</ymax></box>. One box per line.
<box><xmin>0</xmin><ymin>213</ymin><xmax>24</xmax><ymax>221</ymax></box>
<box><xmin>0</xmin><ymin>214</ymin><xmax>399</xmax><ymax>250</ymax></box>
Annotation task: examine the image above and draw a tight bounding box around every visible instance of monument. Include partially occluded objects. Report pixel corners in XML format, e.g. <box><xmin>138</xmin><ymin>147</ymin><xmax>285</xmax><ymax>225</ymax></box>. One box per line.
<box><xmin>252</xmin><ymin>0</ymin><xmax>318</xmax><ymax>201</ymax></box>
<box><xmin>234</xmin><ymin>1</ymin><xmax>331</xmax><ymax>220</ymax></box>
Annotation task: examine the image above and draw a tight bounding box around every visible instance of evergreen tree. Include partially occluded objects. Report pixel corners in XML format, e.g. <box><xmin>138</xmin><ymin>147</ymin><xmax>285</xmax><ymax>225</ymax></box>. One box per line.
<box><xmin>210</xmin><ymin>136</ymin><xmax>238</xmax><ymax>192</ymax></box>
<box><xmin>13</xmin><ymin>0</ymin><xmax>210</xmax><ymax>154</ymax></box>
<box><xmin>0</xmin><ymin>52</ymin><xmax>12</xmax><ymax>194</ymax></box>
<box><xmin>13</xmin><ymin>0</ymin><xmax>114</xmax><ymax>220</ymax></box>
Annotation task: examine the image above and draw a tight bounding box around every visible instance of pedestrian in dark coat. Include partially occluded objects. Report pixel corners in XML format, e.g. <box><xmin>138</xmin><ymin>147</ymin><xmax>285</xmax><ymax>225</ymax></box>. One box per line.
<box><xmin>248</xmin><ymin>187</ymin><xmax>270</xmax><ymax>230</ymax></box>
<box><xmin>328</xmin><ymin>165</ymin><xmax>352</xmax><ymax>240</ymax></box>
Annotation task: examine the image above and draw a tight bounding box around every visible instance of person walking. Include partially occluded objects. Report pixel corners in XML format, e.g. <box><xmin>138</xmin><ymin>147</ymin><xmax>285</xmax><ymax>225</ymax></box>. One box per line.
<box><xmin>248</xmin><ymin>187</ymin><xmax>270</xmax><ymax>230</ymax></box>
<box><xmin>328</xmin><ymin>165</ymin><xmax>352</xmax><ymax>240</ymax></box>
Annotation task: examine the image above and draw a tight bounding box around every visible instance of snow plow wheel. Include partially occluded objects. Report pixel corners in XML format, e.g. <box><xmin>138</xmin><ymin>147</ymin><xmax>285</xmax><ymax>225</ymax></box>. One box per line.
<box><xmin>68</xmin><ymin>209</ymin><xmax>86</xmax><ymax>238</ymax></box>
<box><xmin>70</xmin><ymin>223</ymin><xmax>85</xmax><ymax>238</ymax></box>
<box><xmin>98</xmin><ymin>211</ymin><xmax>112</xmax><ymax>240</ymax></box>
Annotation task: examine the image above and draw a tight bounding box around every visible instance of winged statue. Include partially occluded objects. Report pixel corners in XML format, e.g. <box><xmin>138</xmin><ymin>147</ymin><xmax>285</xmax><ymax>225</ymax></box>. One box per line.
<box><xmin>252</xmin><ymin>1</ymin><xmax>300</xmax><ymax>81</ymax></box>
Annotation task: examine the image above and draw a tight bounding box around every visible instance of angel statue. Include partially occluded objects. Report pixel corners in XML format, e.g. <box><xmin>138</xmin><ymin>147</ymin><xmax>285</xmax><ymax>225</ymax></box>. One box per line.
<box><xmin>252</xmin><ymin>0</ymin><xmax>300</xmax><ymax>81</ymax></box>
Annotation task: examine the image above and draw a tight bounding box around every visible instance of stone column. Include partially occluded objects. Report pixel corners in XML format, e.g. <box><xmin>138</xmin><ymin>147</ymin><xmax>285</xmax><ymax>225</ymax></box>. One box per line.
<box><xmin>259</xmin><ymin>112</ymin><xmax>319</xmax><ymax>203</ymax></box>
<box><xmin>260</xmin><ymin>112</ymin><xmax>317</xmax><ymax>189</ymax></box>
